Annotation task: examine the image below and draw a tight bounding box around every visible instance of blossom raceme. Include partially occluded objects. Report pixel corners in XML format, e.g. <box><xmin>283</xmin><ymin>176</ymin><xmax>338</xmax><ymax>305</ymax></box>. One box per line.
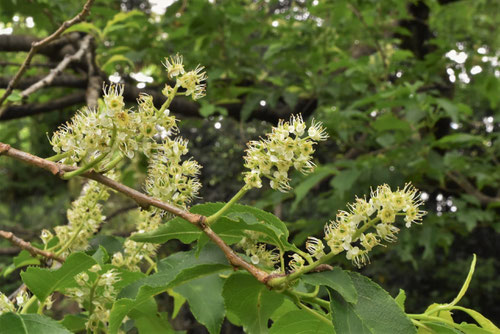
<box><xmin>306</xmin><ymin>183</ymin><xmax>426</xmax><ymax>268</ymax></box>
<box><xmin>243</xmin><ymin>114</ymin><xmax>328</xmax><ymax>192</ymax></box>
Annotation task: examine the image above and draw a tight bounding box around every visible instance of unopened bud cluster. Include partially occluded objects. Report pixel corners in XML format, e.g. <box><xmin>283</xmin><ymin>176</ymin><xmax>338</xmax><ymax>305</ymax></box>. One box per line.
<box><xmin>243</xmin><ymin>115</ymin><xmax>328</xmax><ymax>192</ymax></box>
<box><xmin>65</xmin><ymin>265</ymin><xmax>120</xmax><ymax>332</ymax></box>
<box><xmin>301</xmin><ymin>183</ymin><xmax>426</xmax><ymax>268</ymax></box>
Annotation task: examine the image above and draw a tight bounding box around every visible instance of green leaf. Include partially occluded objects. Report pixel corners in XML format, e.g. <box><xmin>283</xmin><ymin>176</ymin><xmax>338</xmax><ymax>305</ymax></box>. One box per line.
<box><xmin>331</xmin><ymin>168</ymin><xmax>361</xmax><ymax>194</ymax></box>
<box><xmin>328</xmin><ymin>272</ymin><xmax>416</xmax><ymax>334</ymax></box>
<box><xmin>372</xmin><ymin>113</ymin><xmax>411</xmax><ymax>132</ymax></box>
<box><xmin>458</xmin><ymin>323</ymin><xmax>497</xmax><ymax>334</ymax></box>
<box><xmin>109</xmin><ymin>246</ymin><xmax>229</xmax><ymax>334</ymax></box>
<box><xmin>434</xmin><ymin>134</ymin><xmax>483</xmax><ymax>148</ymax></box>
<box><xmin>395</xmin><ymin>289</ymin><xmax>407</xmax><ymax>311</ymax></box>
<box><xmin>291</xmin><ymin>167</ymin><xmax>336</xmax><ymax>213</ymax></box>
<box><xmin>167</xmin><ymin>289</ymin><xmax>186</xmax><ymax>319</ymax></box>
<box><xmin>101</xmin><ymin>55</ymin><xmax>135</xmax><ymax>72</ymax></box>
<box><xmin>6</xmin><ymin>91</ymin><xmax>22</xmax><ymax>102</ymax></box>
<box><xmin>269</xmin><ymin>310</ymin><xmax>334</xmax><ymax>334</ymax></box>
<box><xmin>0</xmin><ymin>313</ymin><xmax>71</xmax><ymax>334</ymax></box>
<box><xmin>63</xmin><ymin>22</ymin><xmax>103</xmax><ymax>39</ymax></box>
<box><xmin>13</xmin><ymin>250</ymin><xmax>40</xmax><ymax>268</ymax></box>
<box><xmin>60</xmin><ymin>314</ymin><xmax>87</xmax><ymax>332</ymax></box>
<box><xmin>223</xmin><ymin>272</ymin><xmax>284</xmax><ymax>334</ymax></box>
<box><xmin>21</xmin><ymin>252</ymin><xmax>96</xmax><ymax>301</ymax></box>
<box><xmin>103</xmin><ymin>10</ymin><xmax>145</xmax><ymax>36</ymax></box>
<box><xmin>417</xmin><ymin>322</ymin><xmax>461</xmax><ymax>334</ymax></box>
<box><xmin>92</xmin><ymin>245</ymin><xmax>109</xmax><ymax>265</ymax></box>
<box><xmin>302</xmin><ymin>267</ymin><xmax>358</xmax><ymax>304</ymax></box>
<box><xmin>453</xmin><ymin>307</ymin><xmax>500</xmax><ymax>333</ymax></box>
<box><xmin>174</xmin><ymin>274</ymin><xmax>226</xmax><ymax>334</ymax></box>
<box><xmin>133</xmin><ymin>312</ymin><xmax>174</xmax><ymax>334</ymax></box>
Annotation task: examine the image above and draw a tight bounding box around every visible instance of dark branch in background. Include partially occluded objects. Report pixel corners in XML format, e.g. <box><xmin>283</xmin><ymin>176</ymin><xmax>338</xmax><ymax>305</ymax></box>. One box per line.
<box><xmin>0</xmin><ymin>0</ymin><xmax>95</xmax><ymax>112</ymax></box>
<box><xmin>0</xmin><ymin>34</ymin><xmax>80</xmax><ymax>59</ymax></box>
<box><xmin>20</xmin><ymin>35</ymin><xmax>93</xmax><ymax>99</ymax></box>
<box><xmin>0</xmin><ymin>230</ymin><xmax>64</xmax><ymax>263</ymax></box>
<box><xmin>446</xmin><ymin>171</ymin><xmax>500</xmax><ymax>206</ymax></box>
<box><xmin>0</xmin><ymin>92</ymin><xmax>86</xmax><ymax>121</ymax></box>
<box><xmin>0</xmin><ymin>75</ymin><xmax>86</xmax><ymax>90</ymax></box>
<box><xmin>0</xmin><ymin>142</ymin><xmax>272</xmax><ymax>284</ymax></box>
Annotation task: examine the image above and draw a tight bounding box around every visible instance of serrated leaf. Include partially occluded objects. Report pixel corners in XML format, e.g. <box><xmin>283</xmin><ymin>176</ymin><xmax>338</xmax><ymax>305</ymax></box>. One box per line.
<box><xmin>13</xmin><ymin>250</ymin><xmax>40</xmax><ymax>268</ymax></box>
<box><xmin>269</xmin><ymin>310</ymin><xmax>335</xmax><ymax>334</ymax></box>
<box><xmin>328</xmin><ymin>272</ymin><xmax>416</xmax><ymax>334</ymax></box>
<box><xmin>302</xmin><ymin>267</ymin><xmax>357</xmax><ymax>304</ymax></box>
<box><xmin>223</xmin><ymin>272</ymin><xmax>284</xmax><ymax>334</ymax></box>
<box><xmin>109</xmin><ymin>246</ymin><xmax>229</xmax><ymax>334</ymax></box>
<box><xmin>453</xmin><ymin>307</ymin><xmax>500</xmax><ymax>333</ymax></box>
<box><xmin>0</xmin><ymin>313</ymin><xmax>71</xmax><ymax>334</ymax></box>
<box><xmin>174</xmin><ymin>274</ymin><xmax>226</xmax><ymax>334</ymax></box>
<box><xmin>21</xmin><ymin>252</ymin><xmax>96</xmax><ymax>301</ymax></box>
<box><xmin>101</xmin><ymin>55</ymin><xmax>135</xmax><ymax>72</ymax></box>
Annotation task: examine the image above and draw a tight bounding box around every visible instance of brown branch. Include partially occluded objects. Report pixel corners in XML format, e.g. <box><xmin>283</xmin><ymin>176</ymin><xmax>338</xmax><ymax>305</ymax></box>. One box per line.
<box><xmin>20</xmin><ymin>35</ymin><xmax>93</xmax><ymax>99</ymax></box>
<box><xmin>0</xmin><ymin>142</ymin><xmax>271</xmax><ymax>284</ymax></box>
<box><xmin>446</xmin><ymin>171</ymin><xmax>500</xmax><ymax>205</ymax></box>
<box><xmin>0</xmin><ymin>230</ymin><xmax>64</xmax><ymax>263</ymax></box>
<box><xmin>0</xmin><ymin>0</ymin><xmax>95</xmax><ymax>111</ymax></box>
<box><xmin>0</xmin><ymin>75</ymin><xmax>87</xmax><ymax>90</ymax></box>
<box><xmin>0</xmin><ymin>92</ymin><xmax>86</xmax><ymax>121</ymax></box>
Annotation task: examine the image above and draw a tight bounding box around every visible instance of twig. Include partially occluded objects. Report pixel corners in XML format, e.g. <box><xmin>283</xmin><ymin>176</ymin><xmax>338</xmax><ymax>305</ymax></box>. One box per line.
<box><xmin>0</xmin><ymin>0</ymin><xmax>95</xmax><ymax>112</ymax></box>
<box><xmin>20</xmin><ymin>35</ymin><xmax>93</xmax><ymax>99</ymax></box>
<box><xmin>0</xmin><ymin>230</ymin><xmax>64</xmax><ymax>263</ymax></box>
<box><xmin>446</xmin><ymin>171</ymin><xmax>500</xmax><ymax>205</ymax></box>
<box><xmin>0</xmin><ymin>142</ymin><xmax>271</xmax><ymax>283</ymax></box>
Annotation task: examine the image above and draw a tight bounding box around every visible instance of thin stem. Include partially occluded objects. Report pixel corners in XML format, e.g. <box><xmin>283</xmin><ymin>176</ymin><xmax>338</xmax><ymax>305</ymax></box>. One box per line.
<box><xmin>407</xmin><ymin>314</ymin><xmax>464</xmax><ymax>331</ymax></box>
<box><xmin>62</xmin><ymin>125</ymin><xmax>117</xmax><ymax>180</ymax></box>
<box><xmin>206</xmin><ymin>185</ymin><xmax>249</xmax><ymax>224</ymax></box>
<box><xmin>159</xmin><ymin>83</ymin><xmax>180</xmax><ymax>114</ymax></box>
<box><xmin>297</xmin><ymin>302</ymin><xmax>332</xmax><ymax>325</ymax></box>
<box><xmin>145</xmin><ymin>255</ymin><xmax>157</xmax><ymax>275</ymax></box>
<box><xmin>45</xmin><ymin>151</ymin><xmax>71</xmax><ymax>162</ymax></box>
<box><xmin>287</xmin><ymin>288</ymin><xmax>330</xmax><ymax>310</ymax></box>
<box><xmin>99</xmin><ymin>153</ymin><xmax>124</xmax><ymax>172</ymax></box>
<box><xmin>20</xmin><ymin>296</ymin><xmax>37</xmax><ymax>314</ymax></box>
<box><xmin>351</xmin><ymin>217</ymin><xmax>379</xmax><ymax>241</ymax></box>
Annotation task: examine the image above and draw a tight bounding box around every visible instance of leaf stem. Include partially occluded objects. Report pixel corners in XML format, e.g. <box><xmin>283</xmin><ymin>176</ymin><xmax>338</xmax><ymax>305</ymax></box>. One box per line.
<box><xmin>206</xmin><ymin>185</ymin><xmax>249</xmax><ymax>225</ymax></box>
<box><xmin>45</xmin><ymin>151</ymin><xmax>71</xmax><ymax>162</ymax></box>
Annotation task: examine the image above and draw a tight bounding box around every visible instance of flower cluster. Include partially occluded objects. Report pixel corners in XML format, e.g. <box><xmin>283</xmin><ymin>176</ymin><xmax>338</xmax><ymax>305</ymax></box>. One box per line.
<box><xmin>238</xmin><ymin>232</ymin><xmax>280</xmax><ymax>268</ymax></box>
<box><xmin>112</xmin><ymin>210</ymin><xmax>162</xmax><ymax>271</ymax></box>
<box><xmin>41</xmin><ymin>177</ymin><xmax>113</xmax><ymax>257</ymax></box>
<box><xmin>163</xmin><ymin>54</ymin><xmax>207</xmax><ymax>100</ymax></box>
<box><xmin>243</xmin><ymin>115</ymin><xmax>328</xmax><ymax>192</ymax></box>
<box><xmin>65</xmin><ymin>265</ymin><xmax>120</xmax><ymax>332</ymax></box>
<box><xmin>303</xmin><ymin>183</ymin><xmax>426</xmax><ymax>268</ymax></box>
<box><xmin>145</xmin><ymin>138</ymin><xmax>202</xmax><ymax>212</ymax></box>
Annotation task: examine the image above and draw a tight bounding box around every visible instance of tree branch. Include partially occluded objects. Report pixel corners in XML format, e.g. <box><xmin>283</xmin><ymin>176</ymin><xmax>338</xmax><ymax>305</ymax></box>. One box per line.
<box><xmin>20</xmin><ymin>35</ymin><xmax>93</xmax><ymax>99</ymax></box>
<box><xmin>0</xmin><ymin>75</ymin><xmax>87</xmax><ymax>90</ymax></box>
<box><xmin>0</xmin><ymin>230</ymin><xmax>64</xmax><ymax>263</ymax></box>
<box><xmin>0</xmin><ymin>0</ymin><xmax>95</xmax><ymax>111</ymax></box>
<box><xmin>446</xmin><ymin>171</ymin><xmax>500</xmax><ymax>205</ymax></box>
<box><xmin>0</xmin><ymin>142</ymin><xmax>271</xmax><ymax>283</ymax></box>
<box><xmin>0</xmin><ymin>92</ymin><xmax>86</xmax><ymax>121</ymax></box>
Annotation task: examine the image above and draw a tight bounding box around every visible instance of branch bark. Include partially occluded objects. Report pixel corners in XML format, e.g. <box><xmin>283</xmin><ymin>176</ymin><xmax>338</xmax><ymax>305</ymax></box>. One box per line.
<box><xmin>0</xmin><ymin>230</ymin><xmax>64</xmax><ymax>263</ymax></box>
<box><xmin>0</xmin><ymin>0</ymin><xmax>95</xmax><ymax>111</ymax></box>
<box><xmin>20</xmin><ymin>35</ymin><xmax>93</xmax><ymax>99</ymax></box>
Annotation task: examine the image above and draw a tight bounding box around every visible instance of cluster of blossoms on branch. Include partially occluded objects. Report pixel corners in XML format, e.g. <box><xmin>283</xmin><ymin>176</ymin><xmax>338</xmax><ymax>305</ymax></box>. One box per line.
<box><xmin>243</xmin><ymin>114</ymin><xmax>328</xmax><ymax>192</ymax></box>
<box><xmin>65</xmin><ymin>264</ymin><xmax>120</xmax><ymax>331</ymax></box>
<box><xmin>302</xmin><ymin>183</ymin><xmax>427</xmax><ymax>268</ymax></box>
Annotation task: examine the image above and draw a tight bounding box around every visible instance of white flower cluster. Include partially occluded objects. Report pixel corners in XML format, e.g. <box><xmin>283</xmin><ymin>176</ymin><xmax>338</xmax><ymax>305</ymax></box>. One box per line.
<box><xmin>65</xmin><ymin>265</ymin><xmax>120</xmax><ymax>332</ymax></box>
<box><xmin>49</xmin><ymin>85</ymin><xmax>177</xmax><ymax>166</ymax></box>
<box><xmin>0</xmin><ymin>292</ymin><xmax>16</xmax><ymax>314</ymax></box>
<box><xmin>145</xmin><ymin>138</ymin><xmax>202</xmax><ymax>212</ymax></box>
<box><xmin>41</xmin><ymin>177</ymin><xmax>112</xmax><ymax>257</ymax></box>
<box><xmin>163</xmin><ymin>54</ymin><xmax>207</xmax><ymax>100</ymax></box>
<box><xmin>112</xmin><ymin>210</ymin><xmax>162</xmax><ymax>271</ymax></box>
<box><xmin>304</xmin><ymin>183</ymin><xmax>426</xmax><ymax>268</ymax></box>
<box><xmin>243</xmin><ymin>115</ymin><xmax>328</xmax><ymax>192</ymax></box>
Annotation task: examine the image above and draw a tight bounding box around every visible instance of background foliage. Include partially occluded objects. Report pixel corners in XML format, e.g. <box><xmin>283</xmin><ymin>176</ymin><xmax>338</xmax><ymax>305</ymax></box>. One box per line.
<box><xmin>0</xmin><ymin>0</ymin><xmax>499</xmax><ymax>331</ymax></box>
